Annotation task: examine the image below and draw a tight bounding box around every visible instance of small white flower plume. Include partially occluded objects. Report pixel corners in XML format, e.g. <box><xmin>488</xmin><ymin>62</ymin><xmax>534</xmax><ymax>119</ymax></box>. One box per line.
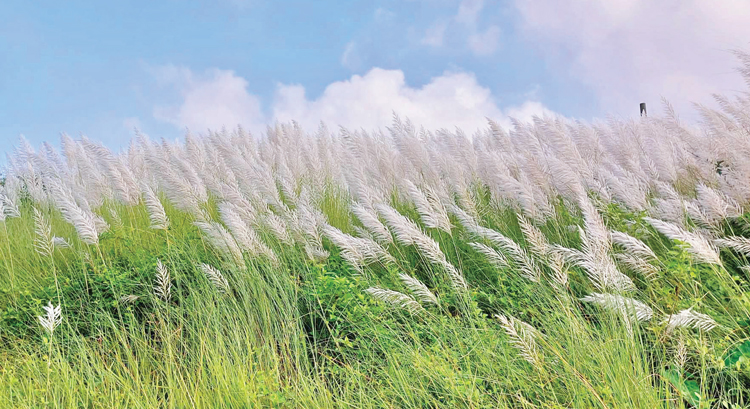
<box><xmin>661</xmin><ymin>308</ymin><xmax>718</xmax><ymax>332</ymax></box>
<box><xmin>38</xmin><ymin>302</ymin><xmax>62</xmax><ymax>336</ymax></box>
<box><xmin>200</xmin><ymin>263</ymin><xmax>231</xmax><ymax>294</ymax></box>
<box><xmin>645</xmin><ymin>217</ymin><xmax>722</xmax><ymax>266</ymax></box>
<box><xmin>398</xmin><ymin>273</ymin><xmax>439</xmax><ymax>306</ymax></box>
<box><xmin>365</xmin><ymin>287</ymin><xmax>424</xmax><ymax>314</ymax></box>
<box><xmin>580</xmin><ymin>293</ymin><xmax>653</xmax><ymax>322</ymax></box>
<box><xmin>154</xmin><ymin>259</ymin><xmax>171</xmax><ymax>302</ymax></box>
<box><xmin>495</xmin><ymin>314</ymin><xmax>543</xmax><ymax>369</ymax></box>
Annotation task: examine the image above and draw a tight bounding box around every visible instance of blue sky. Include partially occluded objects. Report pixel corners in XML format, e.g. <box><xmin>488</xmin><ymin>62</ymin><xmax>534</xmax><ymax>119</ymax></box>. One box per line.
<box><xmin>2</xmin><ymin>0</ymin><xmax>749</xmax><ymax>155</ymax></box>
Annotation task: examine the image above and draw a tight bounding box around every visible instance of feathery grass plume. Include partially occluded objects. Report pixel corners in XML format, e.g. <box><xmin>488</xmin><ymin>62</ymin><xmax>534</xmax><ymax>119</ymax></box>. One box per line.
<box><xmin>495</xmin><ymin>314</ymin><xmax>543</xmax><ymax>368</ymax></box>
<box><xmin>365</xmin><ymin>287</ymin><xmax>424</xmax><ymax>314</ymax></box>
<box><xmin>683</xmin><ymin>200</ymin><xmax>714</xmax><ymax>229</ymax></box>
<box><xmin>199</xmin><ymin>263</ymin><xmax>231</xmax><ymax>294</ymax></box>
<box><xmin>33</xmin><ymin>207</ymin><xmax>54</xmax><ymax>258</ymax></box>
<box><xmin>489</xmin><ymin>228</ymin><xmax>541</xmax><ymax>283</ymax></box>
<box><xmin>614</xmin><ymin>253</ymin><xmax>659</xmax><ymax>281</ymax></box>
<box><xmin>52</xmin><ymin>237</ymin><xmax>71</xmax><ymax>249</ymax></box>
<box><xmin>376</xmin><ymin>204</ymin><xmax>467</xmax><ymax>290</ymax></box>
<box><xmin>219</xmin><ymin>203</ymin><xmax>278</xmax><ymax>263</ymax></box>
<box><xmin>404</xmin><ymin>180</ymin><xmax>452</xmax><ymax>234</ymax></box>
<box><xmin>38</xmin><ymin>302</ymin><xmax>62</xmax><ymax>336</ymax></box>
<box><xmin>517</xmin><ymin>214</ymin><xmax>549</xmax><ymax>259</ymax></box>
<box><xmin>304</xmin><ymin>243</ymin><xmax>330</xmax><ymax>262</ymax></box>
<box><xmin>50</xmin><ymin>181</ymin><xmax>100</xmax><ymax>245</ymax></box>
<box><xmin>261</xmin><ymin>211</ymin><xmax>294</xmax><ymax>245</ymax></box>
<box><xmin>449</xmin><ymin>204</ymin><xmax>541</xmax><ymax>282</ymax></box>
<box><xmin>322</xmin><ymin>224</ymin><xmax>394</xmax><ymax>272</ymax></box>
<box><xmin>194</xmin><ymin>221</ymin><xmax>246</xmax><ymax>266</ymax></box>
<box><xmin>714</xmin><ymin>236</ymin><xmax>750</xmax><ymax>258</ymax></box>
<box><xmin>351</xmin><ymin>202</ymin><xmax>393</xmax><ymax>245</ymax></box>
<box><xmin>661</xmin><ymin>308</ymin><xmax>718</xmax><ymax>332</ymax></box>
<box><xmin>154</xmin><ymin>259</ymin><xmax>171</xmax><ymax>302</ymax></box>
<box><xmin>469</xmin><ymin>242</ymin><xmax>509</xmax><ymax>268</ymax></box>
<box><xmin>580</xmin><ymin>293</ymin><xmax>653</xmax><ymax>322</ymax></box>
<box><xmin>644</xmin><ymin>217</ymin><xmax>722</xmax><ymax>265</ymax></box>
<box><xmin>609</xmin><ymin>231</ymin><xmax>657</xmax><ymax>261</ymax></box>
<box><xmin>674</xmin><ymin>336</ymin><xmax>687</xmax><ymax>369</ymax></box>
<box><xmin>398</xmin><ymin>273</ymin><xmax>439</xmax><ymax>306</ymax></box>
<box><xmin>696</xmin><ymin>183</ymin><xmax>742</xmax><ymax>224</ymax></box>
<box><xmin>141</xmin><ymin>183</ymin><xmax>169</xmax><ymax>230</ymax></box>
<box><xmin>1</xmin><ymin>191</ymin><xmax>20</xmax><ymax>219</ymax></box>
<box><xmin>547</xmin><ymin>251</ymin><xmax>569</xmax><ymax>289</ymax></box>
<box><xmin>295</xmin><ymin>191</ymin><xmax>327</xmax><ymax>246</ymax></box>
<box><xmin>553</xmin><ymin>226</ymin><xmax>636</xmax><ymax>292</ymax></box>
<box><xmin>119</xmin><ymin>294</ymin><xmax>139</xmax><ymax>304</ymax></box>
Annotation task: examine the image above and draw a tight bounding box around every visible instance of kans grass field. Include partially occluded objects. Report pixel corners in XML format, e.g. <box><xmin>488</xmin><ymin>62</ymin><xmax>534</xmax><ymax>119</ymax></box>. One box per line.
<box><xmin>3</xmin><ymin>55</ymin><xmax>750</xmax><ymax>409</ymax></box>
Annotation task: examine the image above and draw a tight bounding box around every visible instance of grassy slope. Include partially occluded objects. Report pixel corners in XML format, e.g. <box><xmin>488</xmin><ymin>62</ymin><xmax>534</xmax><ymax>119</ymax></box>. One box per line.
<box><xmin>1</xmin><ymin>190</ymin><xmax>750</xmax><ymax>408</ymax></box>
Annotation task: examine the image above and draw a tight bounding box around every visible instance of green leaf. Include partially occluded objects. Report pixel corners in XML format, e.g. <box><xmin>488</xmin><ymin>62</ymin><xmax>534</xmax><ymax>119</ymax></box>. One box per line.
<box><xmin>724</xmin><ymin>340</ymin><xmax>750</xmax><ymax>368</ymax></box>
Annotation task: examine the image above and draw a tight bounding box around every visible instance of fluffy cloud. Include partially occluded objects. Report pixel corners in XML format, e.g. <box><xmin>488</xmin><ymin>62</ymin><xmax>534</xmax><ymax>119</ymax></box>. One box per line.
<box><xmin>152</xmin><ymin>66</ymin><xmax>265</xmax><ymax>133</ymax></box>
<box><xmin>514</xmin><ymin>0</ymin><xmax>750</xmax><ymax>118</ymax></box>
<box><xmin>152</xmin><ymin>66</ymin><xmax>554</xmax><ymax>135</ymax></box>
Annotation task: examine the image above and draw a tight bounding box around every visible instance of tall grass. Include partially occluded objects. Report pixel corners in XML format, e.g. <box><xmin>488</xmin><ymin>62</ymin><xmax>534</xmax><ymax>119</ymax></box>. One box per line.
<box><xmin>2</xmin><ymin>54</ymin><xmax>750</xmax><ymax>407</ymax></box>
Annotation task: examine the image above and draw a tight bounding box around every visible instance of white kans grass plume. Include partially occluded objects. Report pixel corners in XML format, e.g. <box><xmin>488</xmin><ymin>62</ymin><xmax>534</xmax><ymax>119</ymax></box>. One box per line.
<box><xmin>142</xmin><ymin>183</ymin><xmax>169</xmax><ymax>230</ymax></box>
<box><xmin>219</xmin><ymin>203</ymin><xmax>279</xmax><ymax>264</ymax></box>
<box><xmin>405</xmin><ymin>180</ymin><xmax>452</xmax><ymax>234</ymax></box>
<box><xmin>33</xmin><ymin>207</ymin><xmax>54</xmax><ymax>258</ymax></box>
<box><xmin>517</xmin><ymin>215</ymin><xmax>550</xmax><ymax>259</ymax></box>
<box><xmin>661</xmin><ymin>308</ymin><xmax>718</xmax><ymax>332</ymax></box>
<box><xmin>644</xmin><ymin>217</ymin><xmax>722</xmax><ymax>266</ymax></box>
<box><xmin>365</xmin><ymin>287</ymin><xmax>424</xmax><ymax>314</ymax></box>
<box><xmin>609</xmin><ymin>231</ymin><xmax>657</xmax><ymax>261</ymax></box>
<box><xmin>49</xmin><ymin>181</ymin><xmax>101</xmax><ymax>245</ymax></box>
<box><xmin>119</xmin><ymin>294</ymin><xmax>140</xmax><ymax>304</ymax></box>
<box><xmin>469</xmin><ymin>242</ymin><xmax>509</xmax><ymax>269</ymax></box>
<box><xmin>486</xmin><ymin>230</ymin><xmax>541</xmax><ymax>283</ymax></box>
<box><xmin>580</xmin><ymin>293</ymin><xmax>653</xmax><ymax>322</ymax></box>
<box><xmin>52</xmin><ymin>237</ymin><xmax>72</xmax><ymax>249</ymax></box>
<box><xmin>552</xmin><ymin>226</ymin><xmax>635</xmax><ymax>293</ymax></box>
<box><xmin>614</xmin><ymin>253</ymin><xmax>659</xmax><ymax>281</ymax></box>
<box><xmin>199</xmin><ymin>263</ymin><xmax>231</xmax><ymax>294</ymax></box>
<box><xmin>376</xmin><ymin>204</ymin><xmax>467</xmax><ymax>290</ymax></box>
<box><xmin>322</xmin><ymin>224</ymin><xmax>395</xmax><ymax>272</ymax></box>
<box><xmin>495</xmin><ymin>314</ymin><xmax>543</xmax><ymax>368</ymax></box>
<box><xmin>38</xmin><ymin>302</ymin><xmax>62</xmax><ymax>336</ymax></box>
<box><xmin>193</xmin><ymin>221</ymin><xmax>246</xmax><ymax>267</ymax></box>
<box><xmin>351</xmin><ymin>202</ymin><xmax>393</xmax><ymax>245</ymax></box>
<box><xmin>714</xmin><ymin>236</ymin><xmax>750</xmax><ymax>258</ymax></box>
<box><xmin>398</xmin><ymin>273</ymin><xmax>439</xmax><ymax>306</ymax></box>
<box><xmin>154</xmin><ymin>259</ymin><xmax>171</xmax><ymax>302</ymax></box>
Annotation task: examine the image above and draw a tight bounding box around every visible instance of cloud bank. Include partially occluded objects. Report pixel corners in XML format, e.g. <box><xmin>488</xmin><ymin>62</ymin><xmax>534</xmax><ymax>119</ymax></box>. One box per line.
<box><xmin>514</xmin><ymin>0</ymin><xmax>750</xmax><ymax>118</ymax></box>
<box><xmin>151</xmin><ymin>66</ymin><xmax>554</xmax><ymax>136</ymax></box>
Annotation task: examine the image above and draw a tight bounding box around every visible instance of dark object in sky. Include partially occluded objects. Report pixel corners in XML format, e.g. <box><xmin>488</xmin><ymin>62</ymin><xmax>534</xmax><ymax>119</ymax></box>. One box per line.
<box><xmin>640</xmin><ymin>103</ymin><xmax>647</xmax><ymax>117</ymax></box>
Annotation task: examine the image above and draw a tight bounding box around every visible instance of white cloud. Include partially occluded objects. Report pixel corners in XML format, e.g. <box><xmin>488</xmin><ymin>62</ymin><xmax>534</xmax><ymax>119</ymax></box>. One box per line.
<box><xmin>272</xmin><ymin>68</ymin><xmax>552</xmax><ymax>133</ymax></box>
<box><xmin>514</xmin><ymin>0</ymin><xmax>750</xmax><ymax>118</ymax></box>
<box><xmin>467</xmin><ymin>25</ymin><xmax>501</xmax><ymax>56</ymax></box>
<box><xmin>152</xmin><ymin>66</ymin><xmax>264</xmax><ymax>133</ymax></box>
<box><xmin>152</xmin><ymin>66</ymin><xmax>555</xmax><ymax>135</ymax></box>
